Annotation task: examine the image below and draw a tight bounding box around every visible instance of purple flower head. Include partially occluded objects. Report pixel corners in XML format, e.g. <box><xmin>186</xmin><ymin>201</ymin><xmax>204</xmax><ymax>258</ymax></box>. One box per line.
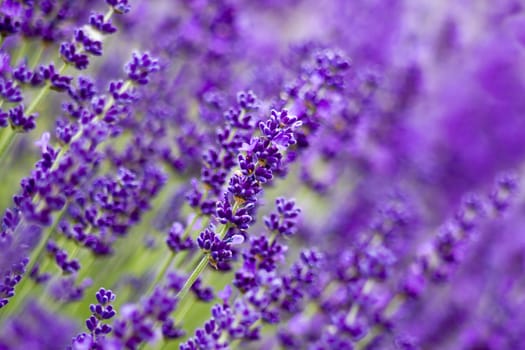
<box><xmin>490</xmin><ymin>172</ymin><xmax>519</xmax><ymax>212</ymax></box>
<box><xmin>89</xmin><ymin>12</ymin><xmax>117</xmax><ymax>34</ymax></box>
<box><xmin>162</xmin><ymin>318</ymin><xmax>185</xmax><ymax>339</ymax></box>
<box><xmin>216</xmin><ymin>194</ymin><xmax>253</xmax><ymax>230</ymax></box>
<box><xmin>68</xmin><ymin>76</ymin><xmax>97</xmax><ymax>102</ymax></box>
<box><xmin>12</xmin><ymin>63</ymin><xmax>33</xmax><ymax>84</ymax></box>
<box><xmin>223</xmin><ymin>90</ymin><xmax>259</xmax><ymax>129</ymax></box>
<box><xmin>106</xmin><ymin>0</ymin><xmax>131</xmax><ymax>14</ymax></box>
<box><xmin>8</xmin><ymin>105</ymin><xmax>36</xmax><ymax>132</ymax></box>
<box><xmin>264</xmin><ymin>197</ymin><xmax>301</xmax><ymax>237</ymax></box>
<box><xmin>191</xmin><ymin>277</ymin><xmax>214</xmax><ymax>302</ymax></box>
<box><xmin>197</xmin><ymin>228</ymin><xmax>233</xmax><ymax>268</ymax></box>
<box><xmin>454</xmin><ymin>194</ymin><xmax>486</xmax><ymax>232</ymax></box>
<box><xmin>259</xmin><ymin>109</ymin><xmax>302</xmax><ymax>147</ymax></box>
<box><xmin>74</xmin><ymin>28</ymin><xmax>103</xmax><ymax>56</ymax></box>
<box><xmin>0</xmin><ymin>1</ymin><xmax>23</xmax><ymax>36</ymax></box>
<box><xmin>244</xmin><ymin>235</ymin><xmax>286</xmax><ymax>272</ymax></box>
<box><xmin>237</xmin><ymin>90</ymin><xmax>258</xmax><ymax>110</ymax></box>
<box><xmin>0</xmin><ymin>77</ymin><xmax>22</xmax><ymax>102</ymax></box>
<box><xmin>40</xmin><ymin>64</ymin><xmax>73</xmax><ymax>91</ymax></box>
<box><xmin>433</xmin><ymin>224</ymin><xmax>464</xmax><ymax>264</ymax></box>
<box><xmin>166</xmin><ymin>221</ymin><xmax>194</xmax><ymax>252</ymax></box>
<box><xmin>0</xmin><ymin>109</ymin><xmax>7</xmax><ymax>127</ymax></box>
<box><xmin>71</xmin><ymin>287</ymin><xmax>117</xmax><ymax>349</ymax></box>
<box><xmin>60</xmin><ymin>42</ymin><xmax>90</xmax><ymax>70</ymax></box>
<box><xmin>71</xmin><ymin>333</ymin><xmax>94</xmax><ymax>350</ymax></box>
<box><xmin>125</xmin><ymin>52</ymin><xmax>160</xmax><ymax>85</ymax></box>
<box><xmin>312</xmin><ymin>48</ymin><xmax>351</xmax><ymax>89</ymax></box>
<box><xmin>197</xmin><ymin>228</ymin><xmax>243</xmax><ymax>267</ymax></box>
<box><xmin>357</xmin><ymin>245</ymin><xmax>396</xmax><ymax>280</ymax></box>
<box><xmin>95</xmin><ymin>288</ymin><xmax>116</xmax><ymax>307</ymax></box>
<box><xmin>227</xmin><ymin>173</ymin><xmax>261</xmax><ymax>204</ymax></box>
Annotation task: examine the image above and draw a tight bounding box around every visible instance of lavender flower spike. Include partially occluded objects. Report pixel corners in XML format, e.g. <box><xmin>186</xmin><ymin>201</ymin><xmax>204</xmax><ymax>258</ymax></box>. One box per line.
<box><xmin>0</xmin><ymin>3</ymin><xmax>523</xmax><ymax>350</ymax></box>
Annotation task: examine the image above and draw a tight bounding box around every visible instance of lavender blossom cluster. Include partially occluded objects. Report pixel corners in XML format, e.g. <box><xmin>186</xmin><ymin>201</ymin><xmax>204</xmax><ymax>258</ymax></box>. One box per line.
<box><xmin>0</xmin><ymin>0</ymin><xmax>524</xmax><ymax>349</ymax></box>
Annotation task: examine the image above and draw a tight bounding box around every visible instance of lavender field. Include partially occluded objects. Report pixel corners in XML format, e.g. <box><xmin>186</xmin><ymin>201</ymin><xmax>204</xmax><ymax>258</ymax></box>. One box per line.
<box><xmin>0</xmin><ymin>1</ymin><xmax>524</xmax><ymax>349</ymax></box>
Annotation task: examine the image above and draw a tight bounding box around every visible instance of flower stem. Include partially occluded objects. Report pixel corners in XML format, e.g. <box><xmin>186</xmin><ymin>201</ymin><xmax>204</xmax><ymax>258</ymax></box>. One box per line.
<box><xmin>0</xmin><ymin>205</ymin><xmax>66</xmax><ymax>321</ymax></box>
<box><xmin>0</xmin><ymin>128</ymin><xmax>15</xmax><ymax>164</ymax></box>
<box><xmin>26</xmin><ymin>63</ymin><xmax>68</xmax><ymax>115</ymax></box>
<box><xmin>29</xmin><ymin>42</ymin><xmax>47</xmax><ymax>69</ymax></box>
<box><xmin>147</xmin><ymin>213</ymin><xmax>201</xmax><ymax>295</ymax></box>
<box><xmin>0</xmin><ymin>63</ymin><xmax>68</xmax><ymax>164</ymax></box>
<box><xmin>11</xmin><ymin>39</ymin><xmax>27</xmax><ymax>66</ymax></box>
<box><xmin>354</xmin><ymin>293</ymin><xmax>405</xmax><ymax>350</ymax></box>
<box><xmin>26</xmin><ymin>205</ymin><xmax>68</xmax><ymax>279</ymax></box>
<box><xmin>175</xmin><ymin>254</ymin><xmax>208</xmax><ymax>302</ymax></box>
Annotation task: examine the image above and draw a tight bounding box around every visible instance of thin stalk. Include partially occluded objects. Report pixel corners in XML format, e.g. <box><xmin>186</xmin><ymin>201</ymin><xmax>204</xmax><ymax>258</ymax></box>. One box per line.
<box><xmin>0</xmin><ymin>63</ymin><xmax>67</xmax><ymax>163</ymax></box>
<box><xmin>354</xmin><ymin>293</ymin><xmax>405</xmax><ymax>350</ymax></box>
<box><xmin>0</xmin><ymin>128</ymin><xmax>15</xmax><ymax>164</ymax></box>
<box><xmin>26</xmin><ymin>63</ymin><xmax>68</xmax><ymax>115</ymax></box>
<box><xmin>25</xmin><ymin>205</ymin><xmax>68</xmax><ymax>279</ymax></box>
<box><xmin>229</xmin><ymin>319</ymin><xmax>262</xmax><ymax>349</ymax></box>
<box><xmin>104</xmin><ymin>8</ymin><xmax>114</xmax><ymax>22</ymax></box>
<box><xmin>0</xmin><ymin>205</ymin><xmax>66</xmax><ymax>320</ymax></box>
<box><xmin>11</xmin><ymin>39</ymin><xmax>27</xmax><ymax>66</ymax></box>
<box><xmin>29</xmin><ymin>42</ymin><xmax>47</xmax><ymax>69</ymax></box>
<box><xmin>0</xmin><ymin>5</ymin><xmax>116</xmax><ymax>162</ymax></box>
<box><xmin>175</xmin><ymin>255</ymin><xmax>208</xmax><ymax>302</ymax></box>
<box><xmin>344</xmin><ymin>280</ymin><xmax>374</xmax><ymax>325</ymax></box>
<box><xmin>146</xmin><ymin>213</ymin><xmax>201</xmax><ymax>294</ymax></box>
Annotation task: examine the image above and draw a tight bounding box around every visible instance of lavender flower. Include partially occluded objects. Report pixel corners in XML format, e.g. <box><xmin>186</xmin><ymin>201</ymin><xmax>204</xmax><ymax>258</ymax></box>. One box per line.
<box><xmin>0</xmin><ymin>2</ymin><xmax>523</xmax><ymax>350</ymax></box>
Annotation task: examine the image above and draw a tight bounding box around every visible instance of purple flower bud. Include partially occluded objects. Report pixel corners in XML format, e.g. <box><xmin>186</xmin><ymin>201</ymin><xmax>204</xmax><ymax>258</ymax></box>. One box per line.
<box><xmin>106</xmin><ymin>0</ymin><xmax>131</xmax><ymax>14</ymax></box>
<box><xmin>0</xmin><ymin>77</ymin><xmax>22</xmax><ymax>102</ymax></box>
<box><xmin>89</xmin><ymin>12</ymin><xmax>117</xmax><ymax>34</ymax></box>
<box><xmin>60</xmin><ymin>42</ymin><xmax>89</xmax><ymax>70</ymax></box>
<box><xmin>125</xmin><ymin>52</ymin><xmax>160</xmax><ymax>85</ymax></box>
<box><xmin>197</xmin><ymin>228</ymin><xmax>233</xmax><ymax>267</ymax></box>
<box><xmin>166</xmin><ymin>222</ymin><xmax>194</xmax><ymax>253</ymax></box>
<box><xmin>8</xmin><ymin>105</ymin><xmax>36</xmax><ymax>132</ymax></box>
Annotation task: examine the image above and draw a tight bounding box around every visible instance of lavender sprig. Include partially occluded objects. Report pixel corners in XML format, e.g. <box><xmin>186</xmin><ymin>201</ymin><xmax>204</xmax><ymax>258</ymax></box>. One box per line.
<box><xmin>0</xmin><ymin>2</ymin><xmax>523</xmax><ymax>350</ymax></box>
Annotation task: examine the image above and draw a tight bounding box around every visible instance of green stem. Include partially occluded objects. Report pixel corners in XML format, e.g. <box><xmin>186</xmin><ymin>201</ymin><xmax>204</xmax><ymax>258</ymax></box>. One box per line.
<box><xmin>3</xmin><ymin>221</ymin><xmax>56</xmax><ymax>320</ymax></box>
<box><xmin>269</xmin><ymin>230</ymin><xmax>279</xmax><ymax>245</ymax></box>
<box><xmin>26</xmin><ymin>63</ymin><xmax>68</xmax><ymax>115</ymax></box>
<box><xmin>151</xmin><ymin>252</ymin><xmax>175</xmax><ymax>291</ymax></box>
<box><xmin>147</xmin><ymin>214</ymin><xmax>201</xmax><ymax>294</ymax></box>
<box><xmin>0</xmin><ymin>206</ymin><xmax>65</xmax><ymax>320</ymax></box>
<box><xmin>26</xmin><ymin>205</ymin><xmax>67</xmax><ymax>277</ymax></box>
<box><xmin>174</xmin><ymin>296</ymin><xmax>197</xmax><ymax>325</ymax></box>
<box><xmin>11</xmin><ymin>39</ymin><xmax>27</xmax><ymax>66</ymax></box>
<box><xmin>0</xmin><ymin>271</ymin><xmax>35</xmax><ymax>321</ymax></box>
<box><xmin>173</xmin><ymin>250</ymin><xmax>191</xmax><ymax>270</ymax></box>
<box><xmin>0</xmin><ymin>63</ymin><xmax>67</xmax><ymax>165</ymax></box>
<box><xmin>0</xmin><ymin>5</ymin><xmax>116</xmax><ymax>164</ymax></box>
<box><xmin>0</xmin><ymin>128</ymin><xmax>15</xmax><ymax>164</ymax></box>
<box><xmin>229</xmin><ymin>319</ymin><xmax>262</xmax><ymax>349</ymax></box>
<box><xmin>29</xmin><ymin>43</ymin><xmax>47</xmax><ymax>69</ymax></box>
<box><xmin>355</xmin><ymin>326</ymin><xmax>381</xmax><ymax>350</ymax></box>
<box><xmin>104</xmin><ymin>8</ymin><xmax>115</xmax><ymax>22</ymax></box>
<box><xmin>177</xmin><ymin>220</ymin><xmax>229</xmax><ymax>281</ymax></box>
<box><xmin>354</xmin><ymin>293</ymin><xmax>405</xmax><ymax>350</ymax></box>
<box><xmin>175</xmin><ymin>255</ymin><xmax>208</xmax><ymax>302</ymax></box>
